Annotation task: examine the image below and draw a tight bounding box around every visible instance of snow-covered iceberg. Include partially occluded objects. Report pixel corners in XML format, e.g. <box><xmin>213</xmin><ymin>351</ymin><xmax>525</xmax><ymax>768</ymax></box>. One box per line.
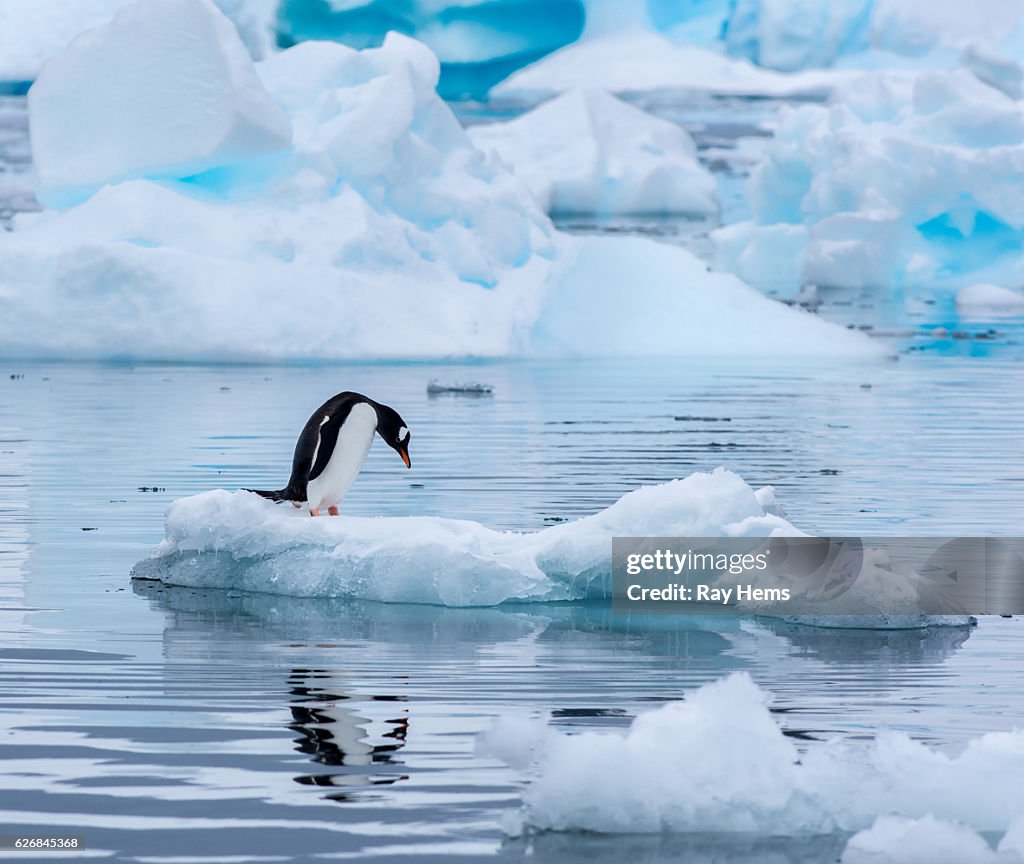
<box><xmin>488</xmin><ymin>672</ymin><xmax>1024</xmax><ymax>838</ymax></box>
<box><xmin>468</xmin><ymin>89</ymin><xmax>718</xmax><ymax>217</ymax></box>
<box><xmin>0</xmin><ymin>0</ymin><xmax>881</xmax><ymax>361</ymax></box>
<box><xmin>714</xmin><ymin>67</ymin><xmax>1024</xmax><ymax>298</ymax></box>
<box><xmin>132</xmin><ymin>469</ymin><xmax>798</xmax><ymax>606</ymax></box>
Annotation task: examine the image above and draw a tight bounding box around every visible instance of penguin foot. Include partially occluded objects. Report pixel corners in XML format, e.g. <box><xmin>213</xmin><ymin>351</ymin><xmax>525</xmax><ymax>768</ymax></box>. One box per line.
<box><xmin>328</xmin><ymin>506</ymin><xmax>340</xmax><ymax>517</ymax></box>
<box><xmin>309</xmin><ymin>508</ymin><xmax>321</xmax><ymax>517</ymax></box>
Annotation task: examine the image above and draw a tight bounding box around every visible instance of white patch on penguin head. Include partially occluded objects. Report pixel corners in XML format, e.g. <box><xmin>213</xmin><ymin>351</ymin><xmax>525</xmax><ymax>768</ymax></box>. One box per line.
<box><xmin>398</xmin><ymin>427</ymin><xmax>409</xmax><ymax>441</ymax></box>
<box><xmin>320</xmin><ymin>415</ymin><xmax>331</xmax><ymax>426</ymax></box>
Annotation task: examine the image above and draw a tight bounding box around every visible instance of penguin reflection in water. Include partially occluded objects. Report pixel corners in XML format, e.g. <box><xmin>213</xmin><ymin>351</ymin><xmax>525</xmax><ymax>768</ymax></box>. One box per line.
<box><xmin>248</xmin><ymin>392</ymin><xmax>411</xmax><ymax>517</ymax></box>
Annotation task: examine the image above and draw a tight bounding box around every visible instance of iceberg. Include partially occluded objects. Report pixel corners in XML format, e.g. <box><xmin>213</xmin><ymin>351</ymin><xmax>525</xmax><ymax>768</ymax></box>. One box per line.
<box><xmin>723</xmin><ymin>0</ymin><xmax>1024</xmax><ymax>77</ymax></box>
<box><xmin>0</xmin><ymin>1</ymin><xmax>881</xmax><ymax>361</ymax></box>
<box><xmin>713</xmin><ymin>67</ymin><xmax>1024</xmax><ymax>298</ymax></box>
<box><xmin>956</xmin><ymin>283</ymin><xmax>1024</xmax><ymax>318</ymax></box>
<box><xmin>488</xmin><ymin>672</ymin><xmax>1024</xmax><ymax>837</ymax></box>
<box><xmin>723</xmin><ymin>0</ymin><xmax>874</xmax><ymax>72</ymax></box>
<box><xmin>491</xmin><ymin>28</ymin><xmax>843</xmax><ymax>100</ymax></box>
<box><xmin>131</xmin><ymin>469</ymin><xmax>799</xmax><ymax>606</ymax></box>
<box><xmin>29</xmin><ymin>0</ymin><xmax>292</xmax><ymax>207</ymax></box>
<box><xmin>468</xmin><ymin>89</ymin><xmax>719</xmax><ymax>217</ymax></box>
<box><xmin>0</xmin><ymin>0</ymin><xmax>276</xmax><ymax>85</ymax></box>
<box><xmin>276</xmin><ymin>0</ymin><xmax>586</xmax><ymax>99</ymax></box>
<box><xmin>526</xmin><ymin>235</ymin><xmax>884</xmax><ymax>357</ymax></box>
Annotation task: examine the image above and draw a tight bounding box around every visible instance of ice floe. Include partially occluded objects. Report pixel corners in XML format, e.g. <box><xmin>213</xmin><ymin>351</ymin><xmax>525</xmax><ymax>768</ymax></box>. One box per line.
<box><xmin>132</xmin><ymin>469</ymin><xmax>798</xmax><ymax>605</ymax></box>
<box><xmin>468</xmin><ymin>89</ymin><xmax>719</xmax><ymax>217</ymax></box>
<box><xmin>488</xmin><ymin>672</ymin><xmax>1024</xmax><ymax>838</ymax></box>
<box><xmin>135</xmin><ymin>466</ymin><xmax>974</xmax><ymax>622</ymax></box>
<box><xmin>714</xmin><ymin>66</ymin><xmax>1024</xmax><ymax>298</ymax></box>
<box><xmin>0</xmin><ymin>0</ymin><xmax>881</xmax><ymax>361</ymax></box>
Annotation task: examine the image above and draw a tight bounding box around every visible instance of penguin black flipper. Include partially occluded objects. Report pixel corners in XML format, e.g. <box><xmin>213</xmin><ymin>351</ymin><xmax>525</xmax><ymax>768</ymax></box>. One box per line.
<box><xmin>246</xmin><ymin>392</ymin><xmax>368</xmax><ymax>504</ymax></box>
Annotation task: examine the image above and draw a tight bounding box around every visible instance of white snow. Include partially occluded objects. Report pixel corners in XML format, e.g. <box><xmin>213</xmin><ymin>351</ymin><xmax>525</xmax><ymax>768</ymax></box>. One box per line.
<box><xmin>491</xmin><ymin>672</ymin><xmax>1024</xmax><ymax>837</ymax></box>
<box><xmin>714</xmin><ymin>67</ymin><xmax>1024</xmax><ymax>297</ymax></box>
<box><xmin>132</xmin><ymin>469</ymin><xmax>800</xmax><ymax>605</ymax></box>
<box><xmin>29</xmin><ymin>0</ymin><xmax>292</xmax><ymax>207</ymax></box>
<box><xmin>468</xmin><ymin>89</ymin><xmax>719</xmax><ymax>217</ymax></box>
<box><xmin>0</xmin><ymin>0</ymin><xmax>276</xmax><ymax>83</ymax></box>
<box><xmin>0</xmin><ymin>1</ymin><xmax>883</xmax><ymax>362</ymax></box>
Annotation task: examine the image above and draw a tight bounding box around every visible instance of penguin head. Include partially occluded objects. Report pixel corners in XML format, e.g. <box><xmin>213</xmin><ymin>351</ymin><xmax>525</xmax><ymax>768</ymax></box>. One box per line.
<box><xmin>375</xmin><ymin>403</ymin><xmax>411</xmax><ymax>468</ymax></box>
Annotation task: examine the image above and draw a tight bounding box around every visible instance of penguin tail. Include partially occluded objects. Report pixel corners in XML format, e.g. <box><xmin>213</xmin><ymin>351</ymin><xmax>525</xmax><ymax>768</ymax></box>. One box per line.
<box><xmin>245</xmin><ymin>488</ymin><xmax>291</xmax><ymax>503</ymax></box>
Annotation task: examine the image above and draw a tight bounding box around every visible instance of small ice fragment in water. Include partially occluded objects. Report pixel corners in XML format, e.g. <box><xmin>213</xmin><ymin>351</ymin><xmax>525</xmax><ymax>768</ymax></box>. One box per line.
<box><xmin>427</xmin><ymin>380</ymin><xmax>494</xmax><ymax>396</ymax></box>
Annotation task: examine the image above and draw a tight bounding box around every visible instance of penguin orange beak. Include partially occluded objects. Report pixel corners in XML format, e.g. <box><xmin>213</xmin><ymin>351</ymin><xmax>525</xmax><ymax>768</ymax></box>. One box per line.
<box><xmin>399</xmin><ymin>447</ymin><xmax>411</xmax><ymax>469</ymax></box>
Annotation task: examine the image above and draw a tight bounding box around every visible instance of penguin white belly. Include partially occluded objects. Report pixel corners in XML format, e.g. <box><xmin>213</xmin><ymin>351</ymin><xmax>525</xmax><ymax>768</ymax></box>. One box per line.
<box><xmin>306</xmin><ymin>402</ymin><xmax>377</xmax><ymax>510</ymax></box>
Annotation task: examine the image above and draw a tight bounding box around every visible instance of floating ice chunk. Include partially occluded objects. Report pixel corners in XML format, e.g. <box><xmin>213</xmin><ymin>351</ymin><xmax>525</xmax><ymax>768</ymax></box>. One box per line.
<box><xmin>132</xmin><ymin>469</ymin><xmax>800</xmax><ymax>606</ymax></box>
<box><xmin>426</xmin><ymin>380</ymin><xmax>494</xmax><ymax>395</ymax></box>
<box><xmin>469</xmin><ymin>89</ymin><xmax>718</xmax><ymax>217</ymax></box>
<box><xmin>28</xmin><ymin>0</ymin><xmax>291</xmax><ymax>207</ymax></box>
<box><xmin>714</xmin><ymin>67</ymin><xmax>1024</xmax><ymax>297</ymax></box>
<box><xmin>498</xmin><ymin>672</ymin><xmax>1024</xmax><ymax>835</ymax></box>
<box><xmin>840</xmin><ymin>815</ymin><xmax>1006</xmax><ymax>864</ymax></box>
<box><xmin>956</xmin><ymin>284</ymin><xmax>1024</xmax><ymax>317</ymax></box>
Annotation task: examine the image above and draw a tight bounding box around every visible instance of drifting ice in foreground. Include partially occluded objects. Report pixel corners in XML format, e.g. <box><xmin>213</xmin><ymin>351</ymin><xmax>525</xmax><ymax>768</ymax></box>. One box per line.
<box><xmin>135</xmin><ymin>467</ymin><xmax>973</xmax><ymax>625</ymax></box>
<box><xmin>485</xmin><ymin>671</ymin><xmax>1024</xmax><ymax>854</ymax></box>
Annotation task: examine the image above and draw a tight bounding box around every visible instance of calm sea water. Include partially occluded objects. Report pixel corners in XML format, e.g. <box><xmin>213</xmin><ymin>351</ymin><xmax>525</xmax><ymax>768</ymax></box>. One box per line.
<box><xmin>1</xmin><ymin>358</ymin><xmax>1023</xmax><ymax>862</ymax></box>
<box><xmin>2</xmin><ymin>91</ymin><xmax>1024</xmax><ymax>862</ymax></box>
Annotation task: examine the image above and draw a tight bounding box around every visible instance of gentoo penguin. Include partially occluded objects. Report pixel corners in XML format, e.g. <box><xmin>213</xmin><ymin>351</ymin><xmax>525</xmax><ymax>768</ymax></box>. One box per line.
<box><xmin>248</xmin><ymin>391</ymin><xmax>411</xmax><ymax>517</ymax></box>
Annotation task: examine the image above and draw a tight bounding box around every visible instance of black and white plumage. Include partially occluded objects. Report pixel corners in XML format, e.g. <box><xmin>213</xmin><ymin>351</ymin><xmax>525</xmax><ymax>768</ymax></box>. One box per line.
<box><xmin>247</xmin><ymin>392</ymin><xmax>411</xmax><ymax>516</ymax></box>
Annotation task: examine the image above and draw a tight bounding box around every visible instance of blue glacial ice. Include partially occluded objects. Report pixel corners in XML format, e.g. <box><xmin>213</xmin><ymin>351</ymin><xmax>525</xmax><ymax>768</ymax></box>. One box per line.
<box><xmin>0</xmin><ymin>0</ymin><xmax>881</xmax><ymax>361</ymax></box>
<box><xmin>485</xmin><ymin>672</ymin><xmax>1024</xmax><ymax>842</ymax></box>
<box><xmin>714</xmin><ymin>65</ymin><xmax>1024</xmax><ymax>298</ymax></box>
